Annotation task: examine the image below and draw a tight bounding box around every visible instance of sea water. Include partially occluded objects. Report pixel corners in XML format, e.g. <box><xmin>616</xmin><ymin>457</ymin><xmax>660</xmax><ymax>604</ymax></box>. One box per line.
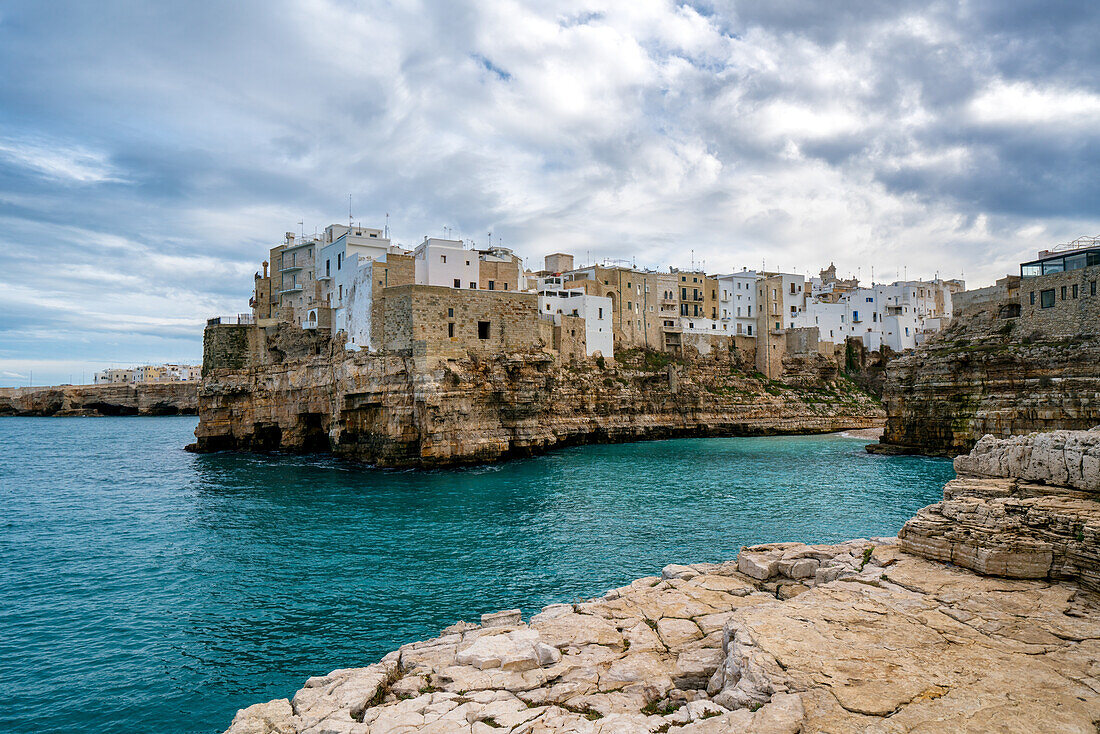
<box><xmin>0</xmin><ymin>416</ymin><xmax>955</xmax><ymax>733</ymax></box>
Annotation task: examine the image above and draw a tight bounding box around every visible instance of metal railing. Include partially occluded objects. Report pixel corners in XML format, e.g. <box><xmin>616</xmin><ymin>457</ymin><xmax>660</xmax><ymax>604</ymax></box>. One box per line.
<box><xmin>207</xmin><ymin>314</ymin><xmax>255</xmax><ymax>326</ymax></box>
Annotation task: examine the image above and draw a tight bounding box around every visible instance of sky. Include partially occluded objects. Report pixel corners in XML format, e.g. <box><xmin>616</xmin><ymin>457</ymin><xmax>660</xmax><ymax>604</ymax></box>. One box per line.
<box><xmin>1</xmin><ymin>0</ymin><xmax>1098</xmax><ymax>386</ymax></box>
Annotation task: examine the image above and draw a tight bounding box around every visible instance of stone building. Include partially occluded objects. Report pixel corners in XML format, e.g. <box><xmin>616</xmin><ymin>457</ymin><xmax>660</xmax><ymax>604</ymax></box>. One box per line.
<box><xmin>381</xmin><ymin>285</ymin><xmax>541</xmax><ymax>367</ymax></box>
<box><xmin>1018</xmin><ymin>242</ymin><xmax>1100</xmax><ymax>337</ymax></box>
<box><xmin>476</xmin><ymin>246</ymin><xmax>523</xmax><ymax>292</ymax></box>
<box><xmin>947</xmin><ymin>239</ymin><xmax>1100</xmax><ymax>342</ymax></box>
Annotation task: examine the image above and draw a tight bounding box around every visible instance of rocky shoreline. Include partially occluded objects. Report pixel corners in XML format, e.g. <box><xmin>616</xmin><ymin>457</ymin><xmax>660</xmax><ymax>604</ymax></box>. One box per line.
<box><xmin>0</xmin><ymin>382</ymin><xmax>198</xmax><ymax>417</ymax></box>
<box><xmin>225</xmin><ymin>429</ymin><xmax>1100</xmax><ymax>733</ymax></box>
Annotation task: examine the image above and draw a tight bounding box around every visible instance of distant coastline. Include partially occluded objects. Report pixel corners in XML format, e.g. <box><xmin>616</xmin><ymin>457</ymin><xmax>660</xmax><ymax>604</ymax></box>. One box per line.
<box><xmin>0</xmin><ymin>382</ymin><xmax>198</xmax><ymax>417</ymax></box>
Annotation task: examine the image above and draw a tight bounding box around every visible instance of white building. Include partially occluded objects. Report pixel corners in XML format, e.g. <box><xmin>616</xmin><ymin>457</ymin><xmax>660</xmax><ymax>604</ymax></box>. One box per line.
<box><xmin>319</xmin><ymin>225</ymin><xmax>404</xmax><ymax>335</ymax></box>
<box><xmin>414</xmin><ymin>238</ymin><xmax>479</xmax><ymax>289</ymax></box>
<box><xmin>535</xmin><ymin>276</ymin><xmax>614</xmax><ymax>358</ymax></box>
<box><xmin>677</xmin><ymin>317</ymin><xmax>721</xmax><ymax>334</ymax></box>
<box><xmin>796</xmin><ymin>279</ymin><xmax>960</xmax><ymax>351</ymax></box>
<box><xmin>164</xmin><ymin>364</ymin><xmax>202</xmax><ymax>381</ymax></box>
<box><xmin>717</xmin><ymin>270</ymin><xmax>757</xmax><ymax>336</ymax></box>
<box><xmin>93</xmin><ymin>368</ymin><xmax>134</xmax><ymax>384</ymax></box>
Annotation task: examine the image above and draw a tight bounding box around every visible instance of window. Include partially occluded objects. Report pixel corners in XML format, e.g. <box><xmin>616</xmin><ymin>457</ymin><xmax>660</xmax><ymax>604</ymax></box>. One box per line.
<box><xmin>338</xmin><ymin>285</ymin><xmax>343</xmax><ymax>300</ymax></box>
<box><xmin>488</xmin><ymin>280</ymin><xmax>495</xmax><ymax>290</ymax></box>
<box><xmin>775</xmin><ymin>321</ymin><xmax>781</xmax><ymax>330</ymax></box>
<box><xmin>747</xmin><ymin>325</ymin><xmax>753</xmax><ymax>335</ymax></box>
<box><xmin>448</xmin><ymin>323</ymin><xmax>455</xmax><ymax>338</ymax></box>
<box><xmin>1029</xmin><ymin>291</ymin><xmax>1035</xmax><ymax>305</ymax></box>
<box><xmin>504</xmin><ymin>283</ymin><xmax>509</xmax><ymax>290</ymax></box>
<box><xmin>477</xmin><ymin>321</ymin><xmax>490</xmax><ymax>339</ymax></box>
<box><xmin>441</xmin><ymin>255</ymin><xmax>447</xmax><ymax>263</ymax></box>
<box><xmin>1061</xmin><ymin>286</ymin><xmax>1067</xmax><ymax>300</ymax></box>
<box><xmin>448</xmin><ymin>308</ymin><xmax>454</xmax><ymax>318</ymax></box>
<box><xmin>682</xmin><ymin>287</ymin><xmax>687</xmax><ymax>299</ymax></box>
<box><xmin>453</xmin><ymin>278</ymin><xmax>461</xmax><ymax>288</ymax></box>
<box><xmin>598</xmin><ymin>308</ymin><xmax>603</xmax><ymax>319</ymax></box>
<box><xmin>1040</xmin><ymin>289</ymin><xmax>1056</xmax><ymax>308</ymax></box>
<box><xmin>1092</xmin><ymin>281</ymin><xmax>1097</xmax><ymax>296</ymax></box>
<box><xmin>853</xmin><ymin>310</ymin><xmax>859</xmax><ymax>322</ymax></box>
<box><xmin>326</xmin><ymin>260</ymin><xmax>331</xmax><ymax>277</ymax></box>
<box><xmin>465</xmin><ymin>260</ymin><xmax>470</xmax><ymax>266</ymax></box>
<box><xmin>337</xmin><ymin>253</ymin><xmax>342</xmax><ymax>269</ymax></box>
<box><xmin>469</xmin><ymin>282</ymin><xmax>476</xmax><ymax>289</ymax></box>
<box><xmin>1072</xmin><ymin>284</ymin><xmax>1078</xmax><ymax>299</ymax></box>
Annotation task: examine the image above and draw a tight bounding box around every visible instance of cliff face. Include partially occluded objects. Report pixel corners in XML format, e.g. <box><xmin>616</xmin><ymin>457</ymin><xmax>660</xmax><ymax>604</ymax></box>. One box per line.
<box><xmin>224</xmin><ymin>429</ymin><xmax>1100</xmax><ymax>734</ymax></box>
<box><xmin>873</xmin><ymin>293</ymin><xmax>1100</xmax><ymax>456</ymax></box>
<box><xmin>0</xmin><ymin>382</ymin><xmax>198</xmax><ymax>417</ymax></box>
<box><xmin>190</xmin><ymin>346</ymin><xmax>884</xmax><ymax>466</ymax></box>
<box><xmin>899</xmin><ymin>428</ymin><xmax>1100</xmax><ymax>590</ymax></box>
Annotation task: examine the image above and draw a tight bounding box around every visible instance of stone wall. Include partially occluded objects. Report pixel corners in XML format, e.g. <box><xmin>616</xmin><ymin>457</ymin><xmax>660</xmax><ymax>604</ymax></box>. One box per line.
<box><xmin>202</xmin><ymin>324</ymin><xmax>255</xmax><ymax>376</ymax></box>
<box><xmin>381</xmin><ymin>285</ymin><xmax>541</xmax><ymax>362</ymax></box>
<box><xmin>1018</xmin><ymin>263</ymin><xmax>1100</xmax><ymax>338</ymax></box>
<box><xmin>477</xmin><ymin>259</ymin><xmax>522</xmax><ymax>292</ymax></box>
<box><xmin>552</xmin><ymin>314</ymin><xmax>587</xmax><ymax>363</ymax></box>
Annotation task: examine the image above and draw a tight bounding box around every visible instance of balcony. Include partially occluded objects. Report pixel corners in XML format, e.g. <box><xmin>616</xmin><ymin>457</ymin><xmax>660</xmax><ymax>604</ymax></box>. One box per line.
<box><xmin>279</xmin><ymin>285</ymin><xmax>303</xmax><ymax>295</ymax></box>
<box><xmin>279</xmin><ymin>264</ymin><xmax>303</xmax><ymax>273</ymax></box>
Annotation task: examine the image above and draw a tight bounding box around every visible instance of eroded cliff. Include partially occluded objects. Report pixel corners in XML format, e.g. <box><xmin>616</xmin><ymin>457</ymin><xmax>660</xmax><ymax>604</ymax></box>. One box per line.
<box><xmin>224</xmin><ymin>429</ymin><xmax>1100</xmax><ymax>734</ymax></box>
<box><xmin>190</xmin><ymin>345</ymin><xmax>884</xmax><ymax>467</ymax></box>
<box><xmin>872</xmin><ymin>292</ymin><xmax>1100</xmax><ymax>456</ymax></box>
<box><xmin>0</xmin><ymin>382</ymin><xmax>198</xmax><ymax>417</ymax></box>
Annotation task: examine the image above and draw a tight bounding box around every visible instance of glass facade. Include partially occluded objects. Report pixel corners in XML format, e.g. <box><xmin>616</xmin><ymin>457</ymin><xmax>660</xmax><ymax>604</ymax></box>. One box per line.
<box><xmin>1022</xmin><ymin>247</ymin><xmax>1100</xmax><ymax>278</ymax></box>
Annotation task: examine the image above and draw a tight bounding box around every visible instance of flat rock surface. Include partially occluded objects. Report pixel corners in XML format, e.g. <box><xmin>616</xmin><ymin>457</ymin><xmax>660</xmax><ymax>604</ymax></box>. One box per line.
<box><xmin>225</xmin><ymin>541</ymin><xmax>1100</xmax><ymax>733</ymax></box>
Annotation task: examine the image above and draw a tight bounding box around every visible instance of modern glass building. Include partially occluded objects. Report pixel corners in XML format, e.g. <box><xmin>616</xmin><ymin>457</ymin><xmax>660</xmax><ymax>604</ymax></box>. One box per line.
<box><xmin>1021</xmin><ymin>244</ymin><xmax>1100</xmax><ymax>278</ymax></box>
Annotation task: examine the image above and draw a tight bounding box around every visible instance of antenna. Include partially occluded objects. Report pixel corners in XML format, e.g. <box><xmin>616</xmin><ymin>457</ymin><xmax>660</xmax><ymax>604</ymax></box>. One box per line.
<box><xmin>298</xmin><ymin>220</ymin><xmax>304</xmax><ymax>239</ymax></box>
<box><xmin>348</xmin><ymin>194</ymin><xmax>353</xmax><ymax>227</ymax></box>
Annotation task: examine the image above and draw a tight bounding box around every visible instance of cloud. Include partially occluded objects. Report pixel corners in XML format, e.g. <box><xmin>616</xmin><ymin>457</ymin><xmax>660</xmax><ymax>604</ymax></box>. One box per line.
<box><xmin>0</xmin><ymin>136</ymin><xmax>128</xmax><ymax>184</ymax></box>
<box><xmin>0</xmin><ymin>0</ymin><xmax>1097</xmax><ymax>385</ymax></box>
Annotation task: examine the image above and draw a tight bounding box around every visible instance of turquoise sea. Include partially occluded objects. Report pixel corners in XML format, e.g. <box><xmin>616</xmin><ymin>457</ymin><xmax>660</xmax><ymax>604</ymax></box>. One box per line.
<box><xmin>0</xmin><ymin>416</ymin><xmax>955</xmax><ymax>733</ymax></box>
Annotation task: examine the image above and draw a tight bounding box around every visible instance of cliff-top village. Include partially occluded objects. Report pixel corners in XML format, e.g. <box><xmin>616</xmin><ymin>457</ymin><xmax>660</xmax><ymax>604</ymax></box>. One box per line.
<box><xmin>241</xmin><ymin>221</ymin><xmax>1100</xmax><ymax>377</ymax></box>
<box><xmin>241</xmin><ymin>222</ymin><xmax>981</xmax><ymax>378</ymax></box>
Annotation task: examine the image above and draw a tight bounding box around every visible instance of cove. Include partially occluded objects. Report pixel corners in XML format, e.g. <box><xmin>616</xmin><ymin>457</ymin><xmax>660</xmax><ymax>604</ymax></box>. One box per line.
<box><xmin>0</xmin><ymin>416</ymin><xmax>954</xmax><ymax>734</ymax></box>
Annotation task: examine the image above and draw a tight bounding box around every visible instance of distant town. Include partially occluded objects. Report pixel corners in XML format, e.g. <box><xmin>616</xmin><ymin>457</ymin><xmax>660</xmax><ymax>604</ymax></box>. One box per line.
<box><xmin>237</xmin><ymin>222</ymin><xmax>972</xmax><ymax>378</ymax></box>
<box><xmin>93</xmin><ymin>363</ymin><xmax>201</xmax><ymax>384</ymax></box>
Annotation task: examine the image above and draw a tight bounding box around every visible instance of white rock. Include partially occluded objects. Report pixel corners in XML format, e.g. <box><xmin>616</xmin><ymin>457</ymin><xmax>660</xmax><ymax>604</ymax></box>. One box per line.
<box><xmin>737</xmin><ymin>553</ymin><xmax>778</xmax><ymax>580</ymax></box>
<box><xmin>481</xmin><ymin>609</ymin><xmax>522</xmax><ymax>627</ymax></box>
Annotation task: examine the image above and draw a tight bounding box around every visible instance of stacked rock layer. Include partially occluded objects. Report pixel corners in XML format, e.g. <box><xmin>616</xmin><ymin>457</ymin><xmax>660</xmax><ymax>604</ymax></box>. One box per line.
<box><xmin>191</xmin><ymin>347</ymin><xmax>883</xmax><ymax>467</ymax></box>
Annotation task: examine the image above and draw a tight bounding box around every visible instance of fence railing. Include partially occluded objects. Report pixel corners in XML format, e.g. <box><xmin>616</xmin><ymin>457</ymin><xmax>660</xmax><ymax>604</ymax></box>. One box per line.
<box><xmin>206</xmin><ymin>314</ymin><xmax>255</xmax><ymax>326</ymax></box>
